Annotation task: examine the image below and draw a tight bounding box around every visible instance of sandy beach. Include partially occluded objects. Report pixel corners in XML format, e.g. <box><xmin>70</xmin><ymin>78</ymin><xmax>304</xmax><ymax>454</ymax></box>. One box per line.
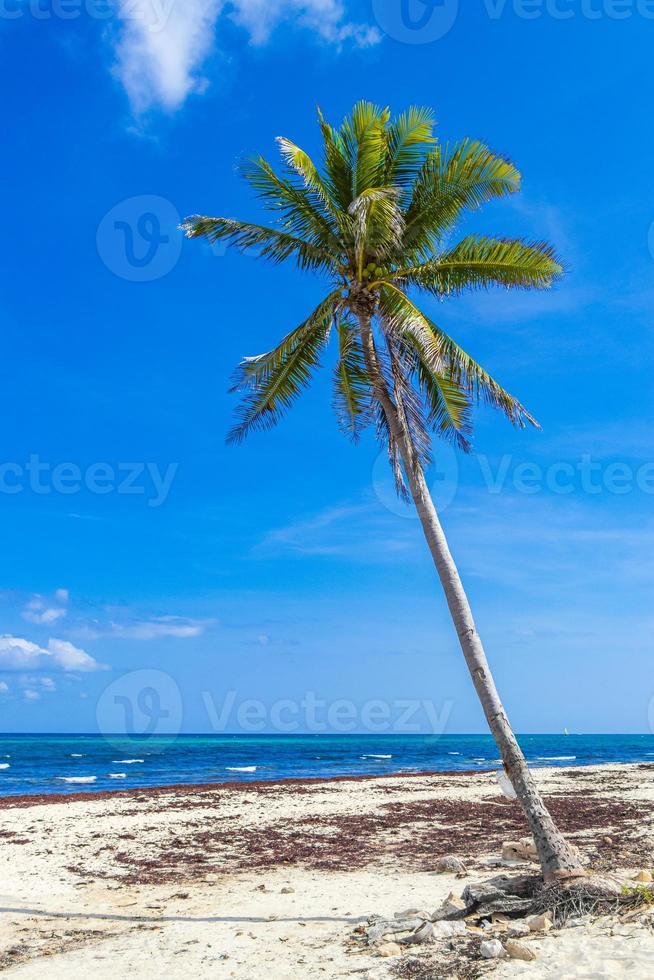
<box><xmin>0</xmin><ymin>763</ymin><xmax>653</xmax><ymax>978</ymax></box>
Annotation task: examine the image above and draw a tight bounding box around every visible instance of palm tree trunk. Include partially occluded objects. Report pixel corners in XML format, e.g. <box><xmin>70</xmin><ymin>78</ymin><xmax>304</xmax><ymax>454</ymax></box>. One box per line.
<box><xmin>360</xmin><ymin>322</ymin><xmax>584</xmax><ymax>882</ymax></box>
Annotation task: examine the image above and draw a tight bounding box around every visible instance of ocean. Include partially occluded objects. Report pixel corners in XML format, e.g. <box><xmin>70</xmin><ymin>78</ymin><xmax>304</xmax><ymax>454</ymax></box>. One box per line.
<box><xmin>0</xmin><ymin>733</ymin><xmax>652</xmax><ymax>798</ymax></box>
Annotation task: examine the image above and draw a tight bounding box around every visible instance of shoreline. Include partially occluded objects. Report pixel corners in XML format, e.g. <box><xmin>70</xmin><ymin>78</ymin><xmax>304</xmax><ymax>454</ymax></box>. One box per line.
<box><xmin>0</xmin><ymin>767</ymin><xmax>491</xmax><ymax>808</ymax></box>
<box><xmin>1</xmin><ymin>759</ymin><xmax>652</xmax><ymax>809</ymax></box>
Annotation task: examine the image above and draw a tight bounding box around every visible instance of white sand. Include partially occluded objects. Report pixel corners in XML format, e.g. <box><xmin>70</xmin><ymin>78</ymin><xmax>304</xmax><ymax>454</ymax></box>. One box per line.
<box><xmin>0</xmin><ymin>763</ymin><xmax>652</xmax><ymax>978</ymax></box>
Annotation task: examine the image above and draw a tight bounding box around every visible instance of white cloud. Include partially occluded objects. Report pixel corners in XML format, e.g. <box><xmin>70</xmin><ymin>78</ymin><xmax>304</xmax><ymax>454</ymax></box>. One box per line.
<box><xmin>73</xmin><ymin>613</ymin><xmax>213</xmax><ymax>641</ymax></box>
<box><xmin>22</xmin><ymin>590</ymin><xmax>69</xmax><ymax>625</ymax></box>
<box><xmin>112</xmin><ymin>0</ymin><xmax>380</xmax><ymax>113</ymax></box>
<box><xmin>106</xmin><ymin>615</ymin><xmax>211</xmax><ymax>640</ymax></box>
<box><xmin>23</xmin><ymin>605</ymin><xmax>67</xmax><ymax>626</ymax></box>
<box><xmin>229</xmin><ymin>0</ymin><xmax>381</xmax><ymax>47</ymax></box>
<box><xmin>47</xmin><ymin>639</ymin><xmax>105</xmax><ymax>673</ymax></box>
<box><xmin>0</xmin><ymin>637</ymin><xmax>43</xmax><ymax>672</ymax></box>
<box><xmin>0</xmin><ymin>635</ymin><xmax>106</xmax><ymax>673</ymax></box>
<box><xmin>0</xmin><ymin>681</ymin><xmax>8</xmax><ymax>693</ymax></box>
<box><xmin>24</xmin><ymin>689</ymin><xmax>41</xmax><ymax>702</ymax></box>
<box><xmin>113</xmin><ymin>0</ymin><xmax>223</xmax><ymax>114</ymax></box>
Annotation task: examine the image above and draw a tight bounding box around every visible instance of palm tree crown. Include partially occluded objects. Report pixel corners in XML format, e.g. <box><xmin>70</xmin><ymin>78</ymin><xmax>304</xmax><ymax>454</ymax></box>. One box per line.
<box><xmin>183</xmin><ymin>102</ymin><xmax>561</xmax><ymax>496</ymax></box>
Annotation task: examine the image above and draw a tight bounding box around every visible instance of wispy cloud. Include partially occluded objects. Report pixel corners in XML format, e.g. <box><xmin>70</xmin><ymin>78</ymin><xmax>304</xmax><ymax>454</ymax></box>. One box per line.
<box><xmin>105</xmin><ymin>614</ymin><xmax>212</xmax><ymax>640</ymax></box>
<box><xmin>75</xmin><ymin>614</ymin><xmax>214</xmax><ymax>641</ymax></box>
<box><xmin>112</xmin><ymin>0</ymin><xmax>380</xmax><ymax>113</ymax></box>
<box><xmin>21</xmin><ymin>589</ymin><xmax>69</xmax><ymax>626</ymax></box>
<box><xmin>229</xmin><ymin>0</ymin><xmax>381</xmax><ymax>47</ymax></box>
<box><xmin>257</xmin><ymin>500</ymin><xmax>419</xmax><ymax>560</ymax></box>
<box><xmin>0</xmin><ymin>636</ymin><xmax>106</xmax><ymax>673</ymax></box>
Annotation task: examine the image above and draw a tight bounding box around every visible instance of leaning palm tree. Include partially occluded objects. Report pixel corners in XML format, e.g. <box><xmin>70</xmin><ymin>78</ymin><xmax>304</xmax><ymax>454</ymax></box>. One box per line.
<box><xmin>183</xmin><ymin>102</ymin><xmax>584</xmax><ymax>882</ymax></box>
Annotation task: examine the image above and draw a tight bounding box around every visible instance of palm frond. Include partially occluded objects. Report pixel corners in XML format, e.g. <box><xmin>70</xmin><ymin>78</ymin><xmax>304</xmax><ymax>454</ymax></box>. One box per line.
<box><xmin>384</xmin><ymin>106</ymin><xmax>436</xmax><ymax>189</ymax></box>
<box><xmin>317</xmin><ymin>107</ymin><xmax>355</xmax><ymax>212</ymax></box>
<box><xmin>408</xmin><ymin>235</ymin><xmax>563</xmax><ymax>294</ymax></box>
<box><xmin>348</xmin><ymin>187</ymin><xmax>404</xmax><ymax>270</ymax></box>
<box><xmin>182</xmin><ymin>216</ymin><xmax>336</xmax><ymax>273</ymax></box>
<box><xmin>378</xmin><ymin>284</ymin><xmax>539</xmax><ymax>430</ymax></box>
<box><xmin>228</xmin><ymin>290</ymin><xmax>342</xmax><ymax>443</ymax></box>
<box><xmin>341</xmin><ymin>101</ymin><xmax>390</xmax><ymax>198</ymax></box>
<box><xmin>276</xmin><ymin>137</ymin><xmax>348</xmax><ymax>232</ymax></box>
<box><xmin>404</xmin><ymin>140</ymin><xmax>521</xmax><ymax>258</ymax></box>
<box><xmin>386</xmin><ymin>336</ymin><xmax>432</xmax><ymax>471</ymax></box>
<box><xmin>241</xmin><ymin>156</ymin><xmax>341</xmax><ymax>251</ymax></box>
<box><xmin>392</xmin><ymin>323</ymin><xmax>473</xmax><ymax>450</ymax></box>
<box><xmin>332</xmin><ymin>319</ymin><xmax>371</xmax><ymax>440</ymax></box>
<box><xmin>374</xmin><ymin>399</ymin><xmax>409</xmax><ymax>502</ymax></box>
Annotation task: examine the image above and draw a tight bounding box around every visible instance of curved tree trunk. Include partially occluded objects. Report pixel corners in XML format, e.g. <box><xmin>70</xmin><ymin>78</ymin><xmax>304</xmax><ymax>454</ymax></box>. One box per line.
<box><xmin>360</xmin><ymin>322</ymin><xmax>584</xmax><ymax>882</ymax></box>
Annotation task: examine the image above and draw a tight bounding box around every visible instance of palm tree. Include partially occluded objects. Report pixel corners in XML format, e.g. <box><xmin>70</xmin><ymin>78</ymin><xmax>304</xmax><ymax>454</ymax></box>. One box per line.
<box><xmin>183</xmin><ymin>102</ymin><xmax>584</xmax><ymax>882</ymax></box>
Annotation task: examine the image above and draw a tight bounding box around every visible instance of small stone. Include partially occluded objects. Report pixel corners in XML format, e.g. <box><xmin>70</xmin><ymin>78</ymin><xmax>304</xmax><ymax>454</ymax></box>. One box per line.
<box><xmin>280</xmin><ymin>886</ymin><xmax>295</xmax><ymax>894</ymax></box>
<box><xmin>528</xmin><ymin>913</ymin><xmax>553</xmax><ymax>933</ymax></box>
<box><xmin>435</xmin><ymin>855</ymin><xmax>467</xmax><ymax>874</ymax></box>
<box><xmin>602</xmin><ymin>836</ymin><xmax>613</xmax><ymax>846</ymax></box>
<box><xmin>505</xmin><ymin>939</ymin><xmax>537</xmax><ymax>961</ymax></box>
<box><xmin>480</xmin><ymin>938</ymin><xmax>506</xmax><ymax>959</ymax></box>
<box><xmin>506</xmin><ymin>922</ymin><xmax>530</xmax><ymax>938</ymax></box>
<box><xmin>432</xmin><ymin>892</ymin><xmax>467</xmax><ymax>920</ymax></box>
<box><xmin>378</xmin><ymin>942</ymin><xmax>402</xmax><ymax>957</ymax></box>
<box><xmin>634</xmin><ymin>870</ymin><xmax>653</xmax><ymax>883</ymax></box>
<box><xmin>502</xmin><ymin>839</ymin><xmax>537</xmax><ymax>862</ymax></box>
<box><xmin>502</xmin><ymin>842</ymin><xmax>526</xmax><ymax>862</ymax></box>
<box><xmin>432</xmin><ymin>920</ymin><xmax>467</xmax><ymax>939</ymax></box>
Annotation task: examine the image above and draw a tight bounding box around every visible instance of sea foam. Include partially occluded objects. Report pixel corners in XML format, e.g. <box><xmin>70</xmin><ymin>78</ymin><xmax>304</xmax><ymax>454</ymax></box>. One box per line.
<box><xmin>226</xmin><ymin>766</ymin><xmax>257</xmax><ymax>772</ymax></box>
<box><xmin>58</xmin><ymin>776</ymin><xmax>97</xmax><ymax>784</ymax></box>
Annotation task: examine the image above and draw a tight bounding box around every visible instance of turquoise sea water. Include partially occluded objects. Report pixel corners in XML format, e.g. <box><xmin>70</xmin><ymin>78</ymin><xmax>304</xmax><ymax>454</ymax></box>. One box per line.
<box><xmin>0</xmin><ymin>733</ymin><xmax>652</xmax><ymax>798</ymax></box>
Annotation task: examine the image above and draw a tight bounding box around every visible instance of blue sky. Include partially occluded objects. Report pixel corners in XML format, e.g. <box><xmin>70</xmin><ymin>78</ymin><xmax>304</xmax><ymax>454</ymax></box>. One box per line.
<box><xmin>1</xmin><ymin>0</ymin><xmax>653</xmax><ymax>735</ymax></box>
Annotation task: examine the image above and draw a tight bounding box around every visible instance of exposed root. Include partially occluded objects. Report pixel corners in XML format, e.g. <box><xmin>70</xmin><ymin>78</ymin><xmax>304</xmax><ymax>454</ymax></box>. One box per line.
<box><xmin>533</xmin><ymin>876</ymin><xmax>652</xmax><ymax>927</ymax></box>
